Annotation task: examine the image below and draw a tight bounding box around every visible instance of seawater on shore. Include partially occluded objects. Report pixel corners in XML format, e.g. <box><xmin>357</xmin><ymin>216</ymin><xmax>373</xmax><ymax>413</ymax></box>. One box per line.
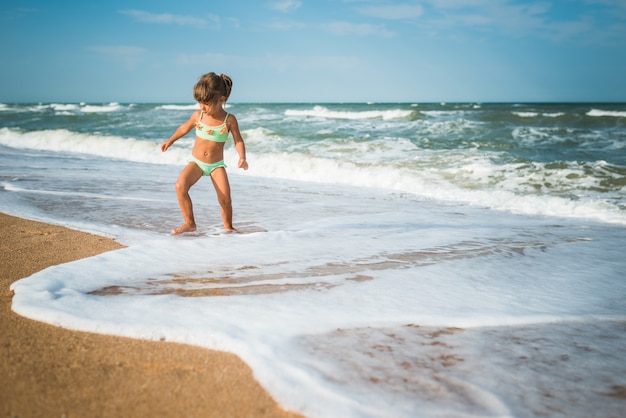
<box><xmin>7</xmin><ymin>170</ymin><xmax>626</xmax><ymax>417</ymax></box>
<box><xmin>0</xmin><ymin>213</ymin><xmax>300</xmax><ymax>418</ymax></box>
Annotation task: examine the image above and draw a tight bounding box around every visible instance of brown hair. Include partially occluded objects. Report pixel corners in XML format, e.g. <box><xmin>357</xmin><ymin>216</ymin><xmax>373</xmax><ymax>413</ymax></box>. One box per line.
<box><xmin>193</xmin><ymin>72</ymin><xmax>233</xmax><ymax>104</ymax></box>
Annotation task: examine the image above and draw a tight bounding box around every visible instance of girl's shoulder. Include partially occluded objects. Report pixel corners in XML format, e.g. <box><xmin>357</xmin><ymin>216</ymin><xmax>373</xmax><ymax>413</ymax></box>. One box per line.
<box><xmin>187</xmin><ymin>109</ymin><xmax>201</xmax><ymax>120</ymax></box>
<box><xmin>225</xmin><ymin>112</ymin><xmax>238</xmax><ymax>125</ymax></box>
<box><xmin>184</xmin><ymin>109</ymin><xmax>202</xmax><ymax>126</ymax></box>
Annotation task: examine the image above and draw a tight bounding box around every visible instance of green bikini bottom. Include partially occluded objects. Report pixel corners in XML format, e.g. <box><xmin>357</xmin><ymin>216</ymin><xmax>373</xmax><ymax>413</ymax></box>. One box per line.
<box><xmin>188</xmin><ymin>156</ymin><xmax>227</xmax><ymax>176</ymax></box>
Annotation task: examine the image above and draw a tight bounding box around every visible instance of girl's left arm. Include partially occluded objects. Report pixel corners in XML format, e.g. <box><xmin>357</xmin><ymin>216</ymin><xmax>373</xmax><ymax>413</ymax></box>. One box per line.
<box><xmin>228</xmin><ymin>115</ymin><xmax>248</xmax><ymax>170</ymax></box>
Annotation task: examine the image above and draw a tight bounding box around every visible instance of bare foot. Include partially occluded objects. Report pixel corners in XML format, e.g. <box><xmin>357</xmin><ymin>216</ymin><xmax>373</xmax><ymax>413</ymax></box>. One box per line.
<box><xmin>171</xmin><ymin>223</ymin><xmax>197</xmax><ymax>235</ymax></box>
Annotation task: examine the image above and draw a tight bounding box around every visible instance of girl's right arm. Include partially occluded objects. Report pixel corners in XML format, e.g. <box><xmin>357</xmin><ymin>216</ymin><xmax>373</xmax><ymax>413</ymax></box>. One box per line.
<box><xmin>161</xmin><ymin>111</ymin><xmax>199</xmax><ymax>152</ymax></box>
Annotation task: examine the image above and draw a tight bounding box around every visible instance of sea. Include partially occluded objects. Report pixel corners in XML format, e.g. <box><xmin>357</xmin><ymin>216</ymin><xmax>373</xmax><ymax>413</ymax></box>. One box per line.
<box><xmin>1</xmin><ymin>102</ymin><xmax>625</xmax><ymax>417</ymax></box>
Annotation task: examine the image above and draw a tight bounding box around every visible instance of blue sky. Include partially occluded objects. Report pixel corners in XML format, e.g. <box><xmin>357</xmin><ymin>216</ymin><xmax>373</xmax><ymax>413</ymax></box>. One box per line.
<box><xmin>1</xmin><ymin>0</ymin><xmax>625</xmax><ymax>103</ymax></box>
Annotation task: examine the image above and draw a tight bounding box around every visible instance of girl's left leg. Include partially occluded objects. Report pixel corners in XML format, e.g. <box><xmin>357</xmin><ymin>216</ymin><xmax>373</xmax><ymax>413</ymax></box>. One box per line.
<box><xmin>173</xmin><ymin>162</ymin><xmax>203</xmax><ymax>234</ymax></box>
<box><xmin>210</xmin><ymin>167</ymin><xmax>235</xmax><ymax>231</ymax></box>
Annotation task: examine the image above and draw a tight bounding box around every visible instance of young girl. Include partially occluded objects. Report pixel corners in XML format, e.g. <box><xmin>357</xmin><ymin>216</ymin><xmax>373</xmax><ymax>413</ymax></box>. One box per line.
<box><xmin>161</xmin><ymin>72</ymin><xmax>248</xmax><ymax>235</ymax></box>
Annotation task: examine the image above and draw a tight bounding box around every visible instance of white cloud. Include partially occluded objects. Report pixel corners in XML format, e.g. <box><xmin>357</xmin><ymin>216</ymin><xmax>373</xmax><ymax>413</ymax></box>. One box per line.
<box><xmin>267</xmin><ymin>0</ymin><xmax>302</xmax><ymax>13</ymax></box>
<box><xmin>321</xmin><ymin>21</ymin><xmax>396</xmax><ymax>37</ymax></box>
<box><xmin>1</xmin><ymin>8</ymin><xmax>38</xmax><ymax>20</ymax></box>
<box><xmin>265</xmin><ymin>20</ymin><xmax>307</xmax><ymax>30</ymax></box>
<box><xmin>176</xmin><ymin>52</ymin><xmax>232</xmax><ymax>67</ymax></box>
<box><xmin>357</xmin><ymin>4</ymin><xmax>424</xmax><ymax>20</ymax></box>
<box><xmin>226</xmin><ymin>17</ymin><xmax>241</xmax><ymax>29</ymax></box>
<box><xmin>415</xmin><ymin>0</ymin><xmax>602</xmax><ymax>42</ymax></box>
<box><xmin>87</xmin><ymin>46</ymin><xmax>148</xmax><ymax>69</ymax></box>
<box><xmin>423</xmin><ymin>0</ymin><xmax>549</xmax><ymax>28</ymax></box>
<box><xmin>119</xmin><ymin>9</ymin><xmax>207</xmax><ymax>27</ymax></box>
<box><xmin>88</xmin><ymin>45</ymin><xmax>147</xmax><ymax>56</ymax></box>
<box><xmin>176</xmin><ymin>51</ymin><xmax>359</xmax><ymax>73</ymax></box>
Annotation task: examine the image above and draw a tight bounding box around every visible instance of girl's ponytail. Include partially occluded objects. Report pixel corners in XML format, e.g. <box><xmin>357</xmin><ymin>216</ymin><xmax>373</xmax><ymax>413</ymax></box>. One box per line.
<box><xmin>220</xmin><ymin>74</ymin><xmax>233</xmax><ymax>101</ymax></box>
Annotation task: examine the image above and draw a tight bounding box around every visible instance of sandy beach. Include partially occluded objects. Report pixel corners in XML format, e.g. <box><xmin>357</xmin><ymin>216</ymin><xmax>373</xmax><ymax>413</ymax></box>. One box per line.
<box><xmin>0</xmin><ymin>212</ymin><xmax>301</xmax><ymax>418</ymax></box>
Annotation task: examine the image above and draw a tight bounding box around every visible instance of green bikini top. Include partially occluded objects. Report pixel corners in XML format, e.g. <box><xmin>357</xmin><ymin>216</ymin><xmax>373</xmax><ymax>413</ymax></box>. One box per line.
<box><xmin>196</xmin><ymin>112</ymin><xmax>229</xmax><ymax>142</ymax></box>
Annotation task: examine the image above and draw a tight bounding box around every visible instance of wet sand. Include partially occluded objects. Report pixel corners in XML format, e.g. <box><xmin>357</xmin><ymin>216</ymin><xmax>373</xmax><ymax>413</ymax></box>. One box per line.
<box><xmin>0</xmin><ymin>213</ymin><xmax>301</xmax><ymax>418</ymax></box>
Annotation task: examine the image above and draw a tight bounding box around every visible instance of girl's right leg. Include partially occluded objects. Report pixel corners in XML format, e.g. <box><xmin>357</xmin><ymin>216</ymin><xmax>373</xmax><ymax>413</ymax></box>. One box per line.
<box><xmin>209</xmin><ymin>167</ymin><xmax>235</xmax><ymax>231</ymax></box>
<box><xmin>172</xmin><ymin>162</ymin><xmax>203</xmax><ymax>235</ymax></box>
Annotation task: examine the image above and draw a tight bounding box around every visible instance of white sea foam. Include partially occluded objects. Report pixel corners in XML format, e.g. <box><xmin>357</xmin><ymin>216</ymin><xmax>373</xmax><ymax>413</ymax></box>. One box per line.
<box><xmin>0</xmin><ymin>127</ymin><xmax>189</xmax><ymax>165</ymax></box>
<box><xmin>79</xmin><ymin>102</ymin><xmax>123</xmax><ymax>113</ymax></box>
<box><xmin>513</xmin><ymin>111</ymin><xmax>539</xmax><ymax>117</ymax></box>
<box><xmin>156</xmin><ymin>104</ymin><xmax>199</xmax><ymax>110</ymax></box>
<box><xmin>285</xmin><ymin>105</ymin><xmax>413</xmax><ymax>120</ymax></box>
<box><xmin>420</xmin><ymin>110</ymin><xmax>465</xmax><ymax>117</ymax></box>
<box><xmin>1</xmin><ymin>183</ymin><xmax>162</xmax><ymax>202</ymax></box>
<box><xmin>50</xmin><ymin>103</ymin><xmax>79</xmax><ymax>111</ymax></box>
<box><xmin>421</xmin><ymin>118</ymin><xmax>481</xmax><ymax>136</ymax></box>
<box><xmin>1</xmin><ymin>127</ymin><xmax>624</xmax><ymax>225</ymax></box>
<box><xmin>245</xmin><ymin>152</ymin><xmax>626</xmax><ymax>225</ymax></box>
<box><xmin>512</xmin><ymin>111</ymin><xmax>567</xmax><ymax>118</ymax></box>
<box><xmin>587</xmin><ymin>109</ymin><xmax>626</xmax><ymax>117</ymax></box>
